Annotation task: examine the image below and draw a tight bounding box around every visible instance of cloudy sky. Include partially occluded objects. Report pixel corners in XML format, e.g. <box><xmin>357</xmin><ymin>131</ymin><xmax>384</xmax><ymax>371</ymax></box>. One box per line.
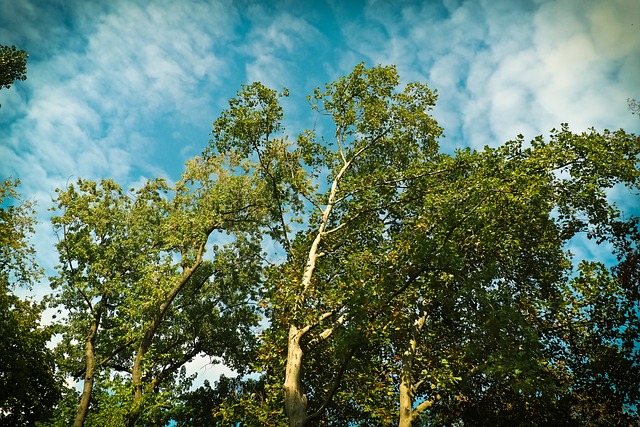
<box><xmin>1</xmin><ymin>0</ymin><xmax>639</xmax><ymax>382</ymax></box>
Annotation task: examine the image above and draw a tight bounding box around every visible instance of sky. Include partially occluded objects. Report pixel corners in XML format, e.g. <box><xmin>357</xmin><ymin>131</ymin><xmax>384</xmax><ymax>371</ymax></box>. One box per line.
<box><xmin>1</xmin><ymin>0</ymin><xmax>639</xmax><ymax>385</ymax></box>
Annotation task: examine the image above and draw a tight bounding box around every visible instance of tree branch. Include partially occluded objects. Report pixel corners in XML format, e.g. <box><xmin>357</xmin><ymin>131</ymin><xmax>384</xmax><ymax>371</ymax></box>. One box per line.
<box><xmin>151</xmin><ymin>344</ymin><xmax>202</xmax><ymax>390</ymax></box>
<box><xmin>307</xmin><ymin>312</ymin><xmax>349</xmax><ymax>350</ymax></box>
<box><xmin>305</xmin><ymin>344</ymin><xmax>358</xmax><ymax>423</ymax></box>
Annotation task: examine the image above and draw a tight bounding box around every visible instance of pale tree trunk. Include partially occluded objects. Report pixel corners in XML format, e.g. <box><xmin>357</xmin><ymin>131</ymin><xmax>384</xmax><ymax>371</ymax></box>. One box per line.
<box><xmin>398</xmin><ymin>311</ymin><xmax>428</xmax><ymax>427</ymax></box>
<box><xmin>283</xmin><ymin>169</ymin><xmax>342</xmax><ymax>426</ymax></box>
<box><xmin>73</xmin><ymin>315</ymin><xmax>100</xmax><ymax>427</ymax></box>
<box><xmin>282</xmin><ymin>130</ymin><xmax>364</xmax><ymax>427</ymax></box>
<box><xmin>282</xmin><ymin>178</ymin><xmax>337</xmax><ymax>426</ymax></box>
<box><xmin>284</xmin><ymin>325</ymin><xmax>308</xmax><ymax>427</ymax></box>
<box><xmin>398</xmin><ymin>356</ymin><xmax>415</xmax><ymax>427</ymax></box>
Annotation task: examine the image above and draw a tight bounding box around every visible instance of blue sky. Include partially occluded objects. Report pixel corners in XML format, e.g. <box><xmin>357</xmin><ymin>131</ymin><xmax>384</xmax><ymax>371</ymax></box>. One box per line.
<box><xmin>1</xmin><ymin>0</ymin><xmax>639</xmax><ymax>384</ymax></box>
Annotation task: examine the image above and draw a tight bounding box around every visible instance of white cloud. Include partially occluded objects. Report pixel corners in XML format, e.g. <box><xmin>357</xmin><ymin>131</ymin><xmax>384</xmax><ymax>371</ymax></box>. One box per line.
<box><xmin>328</xmin><ymin>0</ymin><xmax>639</xmax><ymax>149</ymax></box>
<box><xmin>474</xmin><ymin>0</ymin><xmax>639</xmax><ymax>145</ymax></box>
<box><xmin>184</xmin><ymin>354</ymin><xmax>238</xmax><ymax>390</ymax></box>
<box><xmin>242</xmin><ymin>9</ymin><xmax>328</xmax><ymax>90</ymax></box>
<box><xmin>528</xmin><ymin>0</ymin><xmax>640</xmax><ymax>131</ymax></box>
<box><xmin>7</xmin><ymin>0</ymin><xmax>235</xmax><ymax>175</ymax></box>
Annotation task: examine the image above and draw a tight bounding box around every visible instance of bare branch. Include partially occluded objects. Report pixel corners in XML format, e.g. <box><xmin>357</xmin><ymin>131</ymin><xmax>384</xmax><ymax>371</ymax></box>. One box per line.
<box><xmin>306</xmin><ymin>311</ymin><xmax>350</xmax><ymax>351</ymax></box>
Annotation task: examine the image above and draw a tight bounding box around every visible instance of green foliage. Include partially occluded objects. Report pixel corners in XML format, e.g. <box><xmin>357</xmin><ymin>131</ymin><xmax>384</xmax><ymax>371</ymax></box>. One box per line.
<box><xmin>0</xmin><ymin>180</ymin><xmax>61</xmax><ymax>425</ymax></box>
<box><xmin>207</xmin><ymin>63</ymin><xmax>640</xmax><ymax>426</ymax></box>
<box><xmin>0</xmin><ymin>286</ymin><xmax>61</xmax><ymax>426</ymax></box>
<box><xmin>172</xmin><ymin>375</ymin><xmax>268</xmax><ymax>427</ymax></box>
<box><xmin>0</xmin><ymin>179</ymin><xmax>42</xmax><ymax>287</ymax></box>
<box><xmin>0</xmin><ymin>45</ymin><xmax>28</xmax><ymax>90</ymax></box>
<box><xmin>47</xmin><ymin>151</ymin><xmax>270</xmax><ymax>425</ymax></box>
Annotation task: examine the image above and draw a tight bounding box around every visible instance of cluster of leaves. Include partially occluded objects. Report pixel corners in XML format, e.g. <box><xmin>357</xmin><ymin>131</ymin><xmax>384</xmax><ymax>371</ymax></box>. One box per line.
<box><xmin>0</xmin><ymin>44</ymin><xmax>28</xmax><ymax>100</ymax></box>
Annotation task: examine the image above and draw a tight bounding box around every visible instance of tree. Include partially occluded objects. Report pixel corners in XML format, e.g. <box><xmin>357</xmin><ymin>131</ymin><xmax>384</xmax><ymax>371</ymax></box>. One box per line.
<box><xmin>388</xmin><ymin>129</ymin><xmax>640</xmax><ymax>426</ymax></box>
<box><xmin>206</xmin><ymin>64</ymin><xmax>640</xmax><ymax>426</ymax></box>
<box><xmin>0</xmin><ymin>179</ymin><xmax>40</xmax><ymax>288</ymax></box>
<box><xmin>0</xmin><ymin>179</ymin><xmax>61</xmax><ymax>425</ymax></box>
<box><xmin>0</xmin><ymin>285</ymin><xmax>61</xmax><ymax>426</ymax></box>
<box><xmin>0</xmin><ymin>45</ymin><xmax>28</xmax><ymax>90</ymax></box>
<box><xmin>48</xmin><ymin>151</ymin><xmax>270</xmax><ymax>426</ymax></box>
<box><xmin>206</xmin><ymin>64</ymin><xmax>444</xmax><ymax>426</ymax></box>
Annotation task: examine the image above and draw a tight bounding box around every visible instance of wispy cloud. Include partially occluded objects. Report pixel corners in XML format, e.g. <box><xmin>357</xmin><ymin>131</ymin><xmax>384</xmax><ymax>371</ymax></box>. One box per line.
<box><xmin>241</xmin><ymin>6</ymin><xmax>329</xmax><ymax>91</ymax></box>
<box><xmin>2</xmin><ymin>0</ymin><xmax>238</xmax><ymax>192</ymax></box>
<box><xmin>332</xmin><ymin>0</ymin><xmax>639</xmax><ymax>149</ymax></box>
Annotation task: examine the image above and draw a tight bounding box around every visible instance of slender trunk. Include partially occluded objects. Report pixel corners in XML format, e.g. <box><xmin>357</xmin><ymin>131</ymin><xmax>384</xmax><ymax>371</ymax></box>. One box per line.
<box><xmin>398</xmin><ymin>351</ymin><xmax>415</xmax><ymax>427</ymax></box>
<box><xmin>126</xmin><ymin>343</ymin><xmax>147</xmax><ymax>427</ymax></box>
<box><xmin>73</xmin><ymin>317</ymin><xmax>100</xmax><ymax>427</ymax></box>
<box><xmin>125</xmin><ymin>309</ymin><xmax>171</xmax><ymax>427</ymax></box>
<box><xmin>282</xmin><ymin>139</ymin><xmax>359</xmax><ymax>426</ymax></box>
<box><xmin>282</xmin><ymin>169</ymin><xmax>339</xmax><ymax>427</ymax></box>
<box><xmin>284</xmin><ymin>325</ymin><xmax>308</xmax><ymax>427</ymax></box>
<box><xmin>398</xmin><ymin>312</ymin><xmax>428</xmax><ymax>427</ymax></box>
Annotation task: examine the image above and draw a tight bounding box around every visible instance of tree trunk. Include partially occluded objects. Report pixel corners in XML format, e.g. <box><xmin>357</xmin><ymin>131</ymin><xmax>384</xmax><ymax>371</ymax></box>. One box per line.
<box><xmin>73</xmin><ymin>318</ymin><xmax>99</xmax><ymax>427</ymax></box>
<box><xmin>398</xmin><ymin>311</ymin><xmax>427</xmax><ymax>427</ymax></box>
<box><xmin>284</xmin><ymin>325</ymin><xmax>308</xmax><ymax>427</ymax></box>
<box><xmin>282</xmin><ymin>149</ymin><xmax>352</xmax><ymax>427</ymax></box>
<box><xmin>126</xmin><ymin>345</ymin><xmax>146</xmax><ymax>427</ymax></box>
<box><xmin>398</xmin><ymin>352</ymin><xmax>415</xmax><ymax>427</ymax></box>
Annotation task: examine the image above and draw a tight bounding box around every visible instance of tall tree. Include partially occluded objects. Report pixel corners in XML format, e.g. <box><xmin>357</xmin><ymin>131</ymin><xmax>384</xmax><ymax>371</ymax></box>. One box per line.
<box><xmin>388</xmin><ymin>129</ymin><xmax>640</xmax><ymax>426</ymax></box>
<box><xmin>0</xmin><ymin>179</ymin><xmax>61</xmax><ymax>425</ymax></box>
<box><xmin>209</xmin><ymin>63</ymin><xmax>443</xmax><ymax>426</ymax></box>
<box><xmin>48</xmin><ymin>151</ymin><xmax>269</xmax><ymax>426</ymax></box>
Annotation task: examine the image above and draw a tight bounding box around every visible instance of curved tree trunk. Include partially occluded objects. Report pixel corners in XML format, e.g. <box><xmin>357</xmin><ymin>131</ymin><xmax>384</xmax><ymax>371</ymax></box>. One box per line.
<box><xmin>73</xmin><ymin>316</ymin><xmax>100</xmax><ymax>427</ymax></box>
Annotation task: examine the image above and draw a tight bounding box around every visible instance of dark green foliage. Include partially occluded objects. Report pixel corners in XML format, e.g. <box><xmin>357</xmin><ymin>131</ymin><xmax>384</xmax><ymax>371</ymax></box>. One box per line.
<box><xmin>0</xmin><ymin>180</ymin><xmax>61</xmax><ymax>426</ymax></box>
<box><xmin>0</xmin><ymin>45</ymin><xmax>28</xmax><ymax>90</ymax></box>
<box><xmin>0</xmin><ymin>286</ymin><xmax>61</xmax><ymax>426</ymax></box>
<box><xmin>172</xmin><ymin>376</ymin><xmax>266</xmax><ymax>427</ymax></box>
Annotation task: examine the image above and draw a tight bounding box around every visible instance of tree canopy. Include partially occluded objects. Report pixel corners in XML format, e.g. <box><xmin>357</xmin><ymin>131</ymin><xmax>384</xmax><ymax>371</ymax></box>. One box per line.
<box><xmin>3</xmin><ymin>63</ymin><xmax>639</xmax><ymax>426</ymax></box>
<box><xmin>205</xmin><ymin>64</ymin><xmax>640</xmax><ymax>427</ymax></box>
